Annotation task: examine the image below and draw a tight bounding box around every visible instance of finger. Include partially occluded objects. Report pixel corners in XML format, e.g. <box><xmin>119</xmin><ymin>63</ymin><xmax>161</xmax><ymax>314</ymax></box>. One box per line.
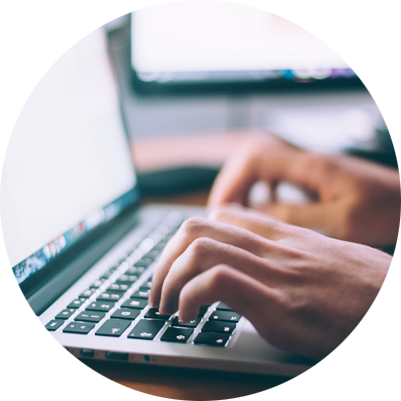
<box><xmin>209</xmin><ymin>203</ymin><xmax>288</xmax><ymax>240</ymax></box>
<box><xmin>178</xmin><ymin>264</ymin><xmax>277</xmax><ymax>324</ymax></box>
<box><xmin>206</xmin><ymin>134</ymin><xmax>296</xmax><ymax>210</ymax></box>
<box><xmin>207</xmin><ymin>150</ymin><xmax>259</xmax><ymax>210</ymax></box>
<box><xmin>208</xmin><ymin>148</ymin><xmax>306</xmax><ymax>210</ymax></box>
<box><xmin>158</xmin><ymin>237</ymin><xmax>277</xmax><ymax>315</ymax></box>
<box><xmin>149</xmin><ymin>216</ymin><xmax>273</xmax><ymax>307</ymax></box>
<box><xmin>208</xmin><ymin>150</ymin><xmax>334</xmax><ymax>211</ymax></box>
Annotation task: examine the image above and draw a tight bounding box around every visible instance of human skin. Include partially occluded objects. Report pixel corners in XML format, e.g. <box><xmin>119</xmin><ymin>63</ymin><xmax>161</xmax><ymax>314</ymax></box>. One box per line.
<box><xmin>149</xmin><ymin>205</ymin><xmax>391</xmax><ymax>360</ymax></box>
<box><xmin>208</xmin><ymin>134</ymin><xmax>400</xmax><ymax>247</ymax></box>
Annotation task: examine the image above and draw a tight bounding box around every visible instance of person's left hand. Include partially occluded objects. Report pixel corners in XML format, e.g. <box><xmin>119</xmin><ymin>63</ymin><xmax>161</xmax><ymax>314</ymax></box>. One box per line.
<box><xmin>149</xmin><ymin>204</ymin><xmax>391</xmax><ymax>360</ymax></box>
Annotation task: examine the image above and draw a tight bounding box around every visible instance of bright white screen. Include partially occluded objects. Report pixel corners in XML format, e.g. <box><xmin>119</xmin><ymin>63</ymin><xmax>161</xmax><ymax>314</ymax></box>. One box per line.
<box><xmin>132</xmin><ymin>2</ymin><xmax>348</xmax><ymax>73</ymax></box>
<box><xmin>1</xmin><ymin>28</ymin><xmax>137</xmax><ymax>266</ymax></box>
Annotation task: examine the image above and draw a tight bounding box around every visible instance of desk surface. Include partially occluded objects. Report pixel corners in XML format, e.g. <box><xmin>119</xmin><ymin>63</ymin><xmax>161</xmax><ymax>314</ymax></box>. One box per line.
<box><xmin>0</xmin><ymin>193</ymin><xmax>401</xmax><ymax>401</ymax></box>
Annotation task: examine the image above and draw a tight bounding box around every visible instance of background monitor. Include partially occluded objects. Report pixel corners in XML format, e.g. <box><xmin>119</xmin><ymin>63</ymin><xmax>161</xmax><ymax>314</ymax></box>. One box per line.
<box><xmin>131</xmin><ymin>0</ymin><xmax>401</xmax><ymax>94</ymax></box>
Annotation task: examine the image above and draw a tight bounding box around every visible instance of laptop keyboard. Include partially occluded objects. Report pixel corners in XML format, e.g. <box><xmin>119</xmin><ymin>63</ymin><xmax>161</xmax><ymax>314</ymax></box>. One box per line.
<box><xmin>45</xmin><ymin>212</ymin><xmax>241</xmax><ymax>348</ymax></box>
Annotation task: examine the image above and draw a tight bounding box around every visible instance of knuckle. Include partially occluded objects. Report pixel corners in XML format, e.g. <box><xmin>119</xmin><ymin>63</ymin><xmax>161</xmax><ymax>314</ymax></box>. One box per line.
<box><xmin>181</xmin><ymin>216</ymin><xmax>208</xmax><ymax>236</ymax></box>
<box><xmin>189</xmin><ymin>237</ymin><xmax>214</xmax><ymax>260</ymax></box>
<box><xmin>209</xmin><ymin>265</ymin><xmax>232</xmax><ymax>288</ymax></box>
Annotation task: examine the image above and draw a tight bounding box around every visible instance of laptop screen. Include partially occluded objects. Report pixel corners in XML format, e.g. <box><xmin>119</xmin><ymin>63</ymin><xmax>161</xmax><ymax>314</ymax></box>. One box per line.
<box><xmin>1</xmin><ymin>28</ymin><xmax>138</xmax><ymax>283</ymax></box>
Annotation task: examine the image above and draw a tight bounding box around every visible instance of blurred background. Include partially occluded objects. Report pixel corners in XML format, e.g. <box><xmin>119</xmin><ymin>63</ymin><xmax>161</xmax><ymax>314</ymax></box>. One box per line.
<box><xmin>104</xmin><ymin>1</ymin><xmax>396</xmax><ymax>200</ymax></box>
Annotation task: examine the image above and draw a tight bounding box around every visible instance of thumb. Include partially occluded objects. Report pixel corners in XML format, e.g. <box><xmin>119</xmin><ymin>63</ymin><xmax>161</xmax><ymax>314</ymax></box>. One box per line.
<box><xmin>261</xmin><ymin>202</ymin><xmax>334</xmax><ymax>235</ymax></box>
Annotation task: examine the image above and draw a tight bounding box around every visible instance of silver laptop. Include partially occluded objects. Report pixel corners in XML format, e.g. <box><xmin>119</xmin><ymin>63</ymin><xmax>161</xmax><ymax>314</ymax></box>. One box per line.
<box><xmin>1</xmin><ymin>27</ymin><xmax>314</xmax><ymax>376</ymax></box>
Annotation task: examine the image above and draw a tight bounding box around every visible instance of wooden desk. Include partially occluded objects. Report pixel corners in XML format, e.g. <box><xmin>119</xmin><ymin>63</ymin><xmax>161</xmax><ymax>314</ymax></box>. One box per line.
<box><xmin>0</xmin><ymin>193</ymin><xmax>401</xmax><ymax>401</ymax></box>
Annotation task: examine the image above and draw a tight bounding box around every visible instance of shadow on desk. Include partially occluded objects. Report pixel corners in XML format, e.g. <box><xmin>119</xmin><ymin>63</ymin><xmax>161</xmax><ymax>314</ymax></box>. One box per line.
<box><xmin>0</xmin><ymin>352</ymin><xmax>401</xmax><ymax>401</ymax></box>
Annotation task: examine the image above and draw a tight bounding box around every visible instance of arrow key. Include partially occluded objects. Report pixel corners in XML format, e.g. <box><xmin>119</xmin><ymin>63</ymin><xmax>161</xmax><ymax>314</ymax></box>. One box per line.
<box><xmin>160</xmin><ymin>327</ymin><xmax>193</xmax><ymax>343</ymax></box>
<box><xmin>194</xmin><ymin>332</ymin><xmax>230</xmax><ymax>347</ymax></box>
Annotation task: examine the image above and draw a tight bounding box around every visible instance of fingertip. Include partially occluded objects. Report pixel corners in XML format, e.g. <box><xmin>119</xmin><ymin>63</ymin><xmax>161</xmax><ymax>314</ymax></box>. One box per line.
<box><xmin>178</xmin><ymin>294</ymin><xmax>199</xmax><ymax>323</ymax></box>
<box><xmin>159</xmin><ymin>299</ymin><xmax>178</xmax><ymax>316</ymax></box>
<box><xmin>159</xmin><ymin>306</ymin><xmax>176</xmax><ymax>317</ymax></box>
<box><xmin>179</xmin><ymin>309</ymin><xmax>197</xmax><ymax>324</ymax></box>
<box><xmin>147</xmin><ymin>300</ymin><xmax>156</xmax><ymax>308</ymax></box>
<box><xmin>148</xmin><ymin>291</ymin><xmax>160</xmax><ymax>309</ymax></box>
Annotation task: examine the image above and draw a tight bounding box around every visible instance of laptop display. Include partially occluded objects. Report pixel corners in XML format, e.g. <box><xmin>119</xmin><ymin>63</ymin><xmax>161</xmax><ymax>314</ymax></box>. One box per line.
<box><xmin>1</xmin><ymin>29</ymin><xmax>138</xmax><ymax>284</ymax></box>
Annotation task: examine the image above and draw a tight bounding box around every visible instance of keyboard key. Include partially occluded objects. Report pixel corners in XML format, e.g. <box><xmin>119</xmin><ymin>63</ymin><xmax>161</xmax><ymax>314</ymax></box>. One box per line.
<box><xmin>75</xmin><ymin>311</ymin><xmax>105</xmax><ymax>323</ymax></box>
<box><xmin>55</xmin><ymin>309</ymin><xmax>76</xmax><ymax>320</ymax></box>
<box><xmin>125</xmin><ymin>266</ymin><xmax>140</xmax><ymax>274</ymax></box>
<box><xmin>67</xmin><ymin>298</ymin><xmax>86</xmax><ymax>309</ymax></box>
<box><xmin>144</xmin><ymin>308</ymin><xmax>171</xmax><ymax>320</ymax></box>
<box><xmin>115</xmin><ymin>274</ymin><xmax>138</xmax><ymax>284</ymax></box>
<box><xmin>127</xmin><ymin>319</ymin><xmax>165</xmax><ymax>340</ymax></box>
<box><xmin>133</xmin><ymin>258</ymin><xmax>153</xmax><ymax>268</ymax></box>
<box><xmin>143</xmin><ymin>250</ymin><xmax>159</xmax><ymax>261</ymax></box>
<box><xmin>161</xmin><ymin>327</ymin><xmax>193</xmax><ymax>343</ymax></box>
<box><xmin>79</xmin><ymin>288</ymin><xmax>96</xmax><ymax>298</ymax></box>
<box><xmin>95</xmin><ymin>319</ymin><xmax>131</xmax><ymax>337</ymax></box>
<box><xmin>194</xmin><ymin>332</ymin><xmax>230</xmax><ymax>347</ymax></box>
<box><xmin>134</xmin><ymin>266</ymin><xmax>146</xmax><ymax>274</ymax></box>
<box><xmin>202</xmin><ymin>321</ymin><xmax>236</xmax><ymax>334</ymax></box>
<box><xmin>45</xmin><ymin>319</ymin><xmax>64</xmax><ymax>331</ymax></box>
<box><xmin>97</xmin><ymin>291</ymin><xmax>123</xmax><ymax>302</ymax></box>
<box><xmin>63</xmin><ymin>322</ymin><xmax>95</xmax><ymax>335</ymax></box>
<box><xmin>118</xmin><ymin>256</ymin><xmax>129</xmax><ymax>265</ymax></box>
<box><xmin>171</xmin><ymin>316</ymin><xmax>201</xmax><ymax>328</ymax></box>
<box><xmin>152</xmin><ymin>242</ymin><xmax>166</xmax><ymax>252</ymax></box>
<box><xmin>121</xmin><ymin>298</ymin><xmax>148</xmax><ymax>309</ymax></box>
<box><xmin>131</xmin><ymin>287</ymin><xmax>151</xmax><ymax>299</ymax></box>
<box><xmin>209</xmin><ymin>311</ymin><xmax>241</xmax><ymax>323</ymax></box>
<box><xmin>99</xmin><ymin>266</ymin><xmax>118</xmax><ymax>280</ymax></box>
<box><xmin>86</xmin><ymin>301</ymin><xmax>115</xmax><ymax>312</ymax></box>
<box><xmin>142</xmin><ymin>280</ymin><xmax>152</xmax><ymax>289</ymax></box>
<box><xmin>216</xmin><ymin>302</ymin><xmax>233</xmax><ymax>311</ymax></box>
<box><xmin>90</xmin><ymin>279</ymin><xmax>104</xmax><ymax>289</ymax></box>
<box><xmin>108</xmin><ymin>283</ymin><xmax>129</xmax><ymax>292</ymax></box>
<box><xmin>198</xmin><ymin>305</ymin><xmax>211</xmax><ymax>316</ymax></box>
<box><xmin>111</xmin><ymin>309</ymin><xmax>140</xmax><ymax>320</ymax></box>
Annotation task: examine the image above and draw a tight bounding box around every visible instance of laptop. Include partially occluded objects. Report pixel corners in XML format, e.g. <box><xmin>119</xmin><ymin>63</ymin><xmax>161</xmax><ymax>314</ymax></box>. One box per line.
<box><xmin>1</xmin><ymin>27</ymin><xmax>314</xmax><ymax>376</ymax></box>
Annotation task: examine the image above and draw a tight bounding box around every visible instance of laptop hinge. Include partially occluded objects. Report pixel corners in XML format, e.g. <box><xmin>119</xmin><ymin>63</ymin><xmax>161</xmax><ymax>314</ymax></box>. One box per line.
<box><xmin>15</xmin><ymin>208</ymin><xmax>138</xmax><ymax>316</ymax></box>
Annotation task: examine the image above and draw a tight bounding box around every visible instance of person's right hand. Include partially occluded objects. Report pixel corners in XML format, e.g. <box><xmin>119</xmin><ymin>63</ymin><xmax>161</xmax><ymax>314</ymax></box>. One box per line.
<box><xmin>149</xmin><ymin>205</ymin><xmax>391</xmax><ymax>360</ymax></box>
<box><xmin>208</xmin><ymin>134</ymin><xmax>400</xmax><ymax>247</ymax></box>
